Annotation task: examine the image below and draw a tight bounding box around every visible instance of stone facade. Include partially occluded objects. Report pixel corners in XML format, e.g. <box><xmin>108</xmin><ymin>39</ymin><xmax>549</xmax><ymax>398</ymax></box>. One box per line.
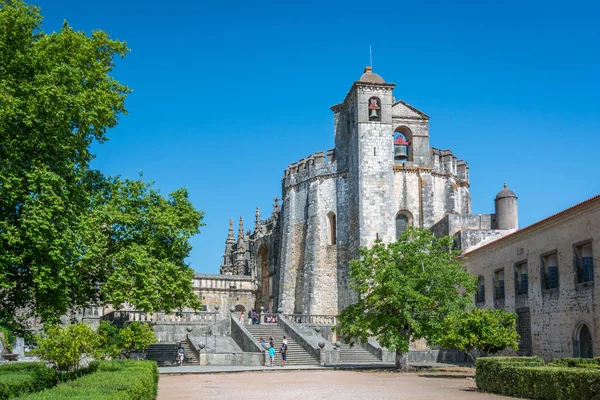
<box><xmin>461</xmin><ymin>194</ymin><xmax>600</xmax><ymax>360</ymax></box>
<box><xmin>193</xmin><ymin>274</ymin><xmax>256</xmax><ymax>320</ymax></box>
<box><xmin>215</xmin><ymin>67</ymin><xmax>514</xmax><ymax>317</ymax></box>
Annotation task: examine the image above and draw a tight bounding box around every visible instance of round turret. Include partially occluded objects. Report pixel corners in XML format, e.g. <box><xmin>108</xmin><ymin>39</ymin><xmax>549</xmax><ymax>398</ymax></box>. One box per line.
<box><xmin>495</xmin><ymin>183</ymin><xmax>518</xmax><ymax>230</ymax></box>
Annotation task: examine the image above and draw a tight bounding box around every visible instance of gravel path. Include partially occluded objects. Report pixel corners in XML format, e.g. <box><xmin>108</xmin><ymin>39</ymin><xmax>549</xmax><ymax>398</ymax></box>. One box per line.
<box><xmin>158</xmin><ymin>369</ymin><xmax>512</xmax><ymax>400</ymax></box>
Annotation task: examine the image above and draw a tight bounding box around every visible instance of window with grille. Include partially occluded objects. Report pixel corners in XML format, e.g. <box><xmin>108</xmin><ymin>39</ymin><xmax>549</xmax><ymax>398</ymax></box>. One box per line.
<box><xmin>542</xmin><ymin>252</ymin><xmax>559</xmax><ymax>290</ymax></box>
<box><xmin>476</xmin><ymin>276</ymin><xmax>485</xmax><ymax>303</ymax></box>
<box><xmin>494</xmin><ymin>269</ymin><xmax>505</xmax><ymax>300</ymax></box>
<box><xmin>514</xmin><ymin>261</ymin><xmax>528</xmax><ymax>296</ymax></box>
<box><xmin>574</xmin><ymin>242</ymin><xmax>594</xmax><ymax>284</ymax></box>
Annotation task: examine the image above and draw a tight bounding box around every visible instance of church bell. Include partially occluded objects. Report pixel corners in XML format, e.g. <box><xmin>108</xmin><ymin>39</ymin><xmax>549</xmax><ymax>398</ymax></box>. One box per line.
<box><xmin>394</xmin><ymin>145</ymin><xmax>408</xmax><ymax>161</ymax></box>
<box><xmin>369</xmin><ymin>109</ymin><xmax>378</xmax><ymax>119</ymax></box>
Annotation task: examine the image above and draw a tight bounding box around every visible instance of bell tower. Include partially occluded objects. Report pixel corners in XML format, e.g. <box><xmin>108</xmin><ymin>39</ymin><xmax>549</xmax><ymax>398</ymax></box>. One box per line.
<box><xmin>347</xmin><ymin>67</ymin><xmax>397</xmax><ymax>247</ymax></box>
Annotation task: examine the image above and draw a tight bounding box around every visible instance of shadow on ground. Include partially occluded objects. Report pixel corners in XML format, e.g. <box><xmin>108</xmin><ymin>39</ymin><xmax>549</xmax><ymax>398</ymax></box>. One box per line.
<box><xmin>419</xmin><ymin>374</ymin><xmax>473</xmax><ymax>379</ymax></box>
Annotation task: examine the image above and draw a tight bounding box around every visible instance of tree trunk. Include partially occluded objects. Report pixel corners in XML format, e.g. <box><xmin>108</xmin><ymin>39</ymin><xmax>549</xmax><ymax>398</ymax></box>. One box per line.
<box><xmin>395</xmin><ymin>349</ymin><xmax>408</xmax><ymax>371</ymax></box>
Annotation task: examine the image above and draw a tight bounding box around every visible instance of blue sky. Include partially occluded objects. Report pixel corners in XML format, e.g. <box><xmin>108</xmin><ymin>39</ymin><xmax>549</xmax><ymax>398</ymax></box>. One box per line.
<box><xmin>34</xmin><ymin>0</ymin><xmax>599</xmax><ymax>273</ymax></box>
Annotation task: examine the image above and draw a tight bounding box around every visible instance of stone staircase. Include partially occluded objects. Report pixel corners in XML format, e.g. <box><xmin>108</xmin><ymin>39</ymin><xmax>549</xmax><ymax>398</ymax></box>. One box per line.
<box><xmin>246</xmin><ymin>324</ymin><xmax>319</xmax><ymax>365</ymax></box>
<box><xmin>338</xmin><ymin>342</ymin><xmax>382</xmax><ymax>364</ymax></box>
<box><xmin>178</xmin><ymin>340</ymin><xmax>199</xmax><ymax>365</ymax></box>
<box><xmin>145</xmin><ymin>343</ymin><xmax>178</xmax><ymax>367</ymax></box>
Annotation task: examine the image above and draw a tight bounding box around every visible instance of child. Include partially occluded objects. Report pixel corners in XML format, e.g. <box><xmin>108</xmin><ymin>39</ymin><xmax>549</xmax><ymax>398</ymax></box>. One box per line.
<box><xmin>268</xmin><ymin>345</ymin><xmax>275</xmax><ymax>366</ymax></box>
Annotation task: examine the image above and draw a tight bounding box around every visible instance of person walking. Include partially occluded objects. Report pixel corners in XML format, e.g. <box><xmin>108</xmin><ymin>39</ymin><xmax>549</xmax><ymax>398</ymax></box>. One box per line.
<box><xmin>239</xmin><ymin>312</ymin><xmax>245</xmax><ymax>324</ymax></box>
<box><xmin>177</xmin><ymin>344</ymin><xmax>185</xmax><ymax>367</ymax></box>
<box><xmin>280</xmin><ymin>341</ymin><xmax>288</xmax><ymax>367</ymax></box>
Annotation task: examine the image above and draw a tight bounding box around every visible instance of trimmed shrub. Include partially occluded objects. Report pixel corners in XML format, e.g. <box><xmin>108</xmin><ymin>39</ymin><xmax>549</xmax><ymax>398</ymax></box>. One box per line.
<box><xmin>477</xmin><ymin>357</ymin><xmax>600</xmax><ymax>400</ymax></box>
<box><xmin>550</xmin><ymin>357</ymin><xmax>600</xmax><ymax>369</ymax></box>
<box><xmin>21</xmin><ymin>360</ymin><xmax>159</xmax><ymax>400</ymax></box>
<box><xmin>0</xmin><ymin>363</ymin><xmax>58</xmax><ymax>399</ymax></box>
<box><xmin>0</xmin><ymin>361</ymin><xmax>101</xmax><ymax>399</ymax></box>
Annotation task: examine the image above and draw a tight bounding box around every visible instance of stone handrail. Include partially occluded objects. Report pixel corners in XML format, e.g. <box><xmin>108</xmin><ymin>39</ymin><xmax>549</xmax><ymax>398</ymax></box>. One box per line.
<box><xmin>365</xmin><ymin>337</ymin><xmax>393</xmax><ymax>362</ymax></box>
<box><xmin>102</xmin><ymin>310</ymin><xmax>218</xmax><ymax>324</ymax></box>
<box><xmin>230</xmin><ymin>317</ymin><xmax>264</xmax><ymax>353</ymax></box>
<box><xmin>281</xmin><ymin>314</ymin><xmax>337</xmax><ymax>326</ymax></box>
<box><xmin>278</xmin><ymin>315</ymin><xmax>339</xmax><ymax>365</ymax></box>
<box><xmin>186</xmin><ymin>334</ymin><xmax>200</xmax><ymax>361</ymax></box>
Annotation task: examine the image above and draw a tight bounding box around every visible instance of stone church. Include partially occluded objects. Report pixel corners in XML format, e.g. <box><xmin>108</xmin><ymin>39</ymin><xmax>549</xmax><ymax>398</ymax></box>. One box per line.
<box><xmin>211</xmin><ymin>67</ymin><xmax>518</xmax><ymax>317</ymax></box>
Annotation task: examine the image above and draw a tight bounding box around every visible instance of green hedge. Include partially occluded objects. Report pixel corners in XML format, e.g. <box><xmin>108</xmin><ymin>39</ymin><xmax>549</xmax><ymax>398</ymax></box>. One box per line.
<box><xmin>476</xmin><ymin>357</ymin><xmax>600</xmax><ymax>400</ymax></box>
<box><xmin>550</xmin><ymin>357</ymin><xmax>600</xmax><ymax>369</ymax></box>
<box><xmin>20</xmin><ymin>360</ymin><xmax>158</xmax><ymax>400</ymax></box>
<box><xmin>0</xmin><ymin>363</ymin><xmax>57</xmax><ymax>400</ymax></box>
<box><xmin>0</xmin><ymin>361</ymin><xmax>101</xmax><ymax>400</ymax></box>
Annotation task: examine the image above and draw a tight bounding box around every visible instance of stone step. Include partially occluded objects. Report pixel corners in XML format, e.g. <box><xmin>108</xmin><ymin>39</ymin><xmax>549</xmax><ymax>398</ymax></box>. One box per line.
<box><xmin>338</xmin><ymin>343</ymin><xmax>381</xmax><ymax>363</ymax></box>
<box><xmin>146</xmin><ymin>343</ymin><xmax>179</xmax><ymax>367</ymax></box>
<box><xmin>178</xmin><ymin>341</ymin><xmax>199</xmax><ymax>365</ymax></box>
<box><xmin>245</xmin><ymin>325</ymin><xmax>318</xmax><ymax>365</ymax></box>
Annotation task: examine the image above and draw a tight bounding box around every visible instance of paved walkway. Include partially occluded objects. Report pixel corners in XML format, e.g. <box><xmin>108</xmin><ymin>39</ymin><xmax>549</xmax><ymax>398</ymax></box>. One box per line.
<box><xmin>158</xmin><ymin>369</ymin><xmax>512</xmax><ymax>399</ymax></box>
<box><xmin>158</xmin><ymin>362</ymin><xmax>459</xmax><ymax>375</ymax></box>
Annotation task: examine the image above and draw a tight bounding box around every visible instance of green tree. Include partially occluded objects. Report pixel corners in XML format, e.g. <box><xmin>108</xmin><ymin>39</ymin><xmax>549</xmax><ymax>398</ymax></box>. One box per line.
<box><xmin>0</xmin><ymin>0</ymin><xmax>130</xmax><ymax>324</ymax></box>
<box><xmin>34</xmin><ymin>323</ymin><xmax>97</xmax><ymax>372</ymax></box>
<box><xmin>96</xmin><ymin>320</ymin><xmax>157</xmax><ymax>359</ymax></box>
<box><xmin>119</xmin><ymin>321</ymin><xmax>156</xmax><ymax>359</ymax></box>
<box><xmin>0</xmin><ymin>1</ymin><xmax>203</xmax><ymax>326</ymax></box>
<box><xmin>437</xmin><ymin>308</ymin><xmax>520</xmax><ymax>361</ymax></box>
<box><xmin>96</xmin><ymin>320</ymin><xmax>122</xmax><ymax>359</ymax></box>
<box><xmin>80</xmin><ymin>176</ymin><xmax>203</xmax><ymax>313</ymax></box>
<box><xmin>0</xmin><ymin>325</ymin><xmax>16</xmax><ymax>353</ymax></box>
<box><xmin>338</xmin><ymin>227</ymin><xmax>476</xmax><ymax>370</ymax></box>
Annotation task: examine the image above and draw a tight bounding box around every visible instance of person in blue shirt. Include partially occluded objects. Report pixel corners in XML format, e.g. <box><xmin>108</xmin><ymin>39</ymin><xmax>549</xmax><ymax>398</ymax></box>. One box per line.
<box><xmin>268</xmin><ymin>345</ymin><xmax>275</xmax><ymax>367</ymax></box>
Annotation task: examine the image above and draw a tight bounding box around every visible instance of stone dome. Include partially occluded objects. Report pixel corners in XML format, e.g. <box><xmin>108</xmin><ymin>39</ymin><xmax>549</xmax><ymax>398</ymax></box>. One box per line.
<box><xmin>359</xmin><ymin>66</ymin><xmax>385</xmax><ymax>84</ymax></box>
<box><xmin>495</xmin><ymin>183</ymin><xmax>517</xmax><ymax>199</ymax></box>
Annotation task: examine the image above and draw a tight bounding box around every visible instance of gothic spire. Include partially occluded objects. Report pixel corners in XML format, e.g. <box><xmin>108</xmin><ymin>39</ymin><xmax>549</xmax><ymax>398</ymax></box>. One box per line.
<box><xmin>238</xmin><ymin>216</ymin><xmax>244</xmax><ymax>242</ymax></box>
<box><xmin>255</xmin><ymin>207</ymin><xmax>260</xmax><ymax>229</ymax></box>
<box><xmin>226</xmin><ymin>218</ymin><xmax>235</xmax><ymax>244</ymax></box>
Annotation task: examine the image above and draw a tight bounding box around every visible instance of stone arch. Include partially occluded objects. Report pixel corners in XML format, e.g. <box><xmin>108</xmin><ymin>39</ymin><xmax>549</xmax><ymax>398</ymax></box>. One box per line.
<box><xmin>395</xmin><ymin>210</ymin><xmax>414</xmax><ymax>239</ymax></box>
<box><xmin>327</xmin><ymin>212</ymin><xmax>337</xmax><ymax>245</ymax></box>
<box><xmin>256</xmin><ymin>244</ymin><xmax>269</xmax><ymax>310</ymax></box>
<box><xmin>394</xmin><ymin>126</ymin><xmax>413</xmax><ymax>161</ymax></box>
<box><xmin>574</xmin><ymin>322</ymin><xmax>594</xmax><ymax>358</ymax></box>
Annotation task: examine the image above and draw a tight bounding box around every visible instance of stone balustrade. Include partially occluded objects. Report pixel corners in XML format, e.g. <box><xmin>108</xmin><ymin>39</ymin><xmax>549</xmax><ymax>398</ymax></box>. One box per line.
<box><xmin>281</xmin><ymin>314</ymin><xmax>337</xmax><ymax>326</ymax></box>
<box><xmin>102</xmin><ymin>310</ymin><xmax>218</xmax><ymax>325</ymax></box>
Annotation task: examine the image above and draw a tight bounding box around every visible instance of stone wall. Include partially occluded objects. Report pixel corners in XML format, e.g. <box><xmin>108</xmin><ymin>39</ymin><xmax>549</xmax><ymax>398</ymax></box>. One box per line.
<box><xmin>193</xmin><ymin>274</ymin><xmax>255</xmax><ymax>319</ymax></box>
<box><xmin>279</xmin><ymin>151</ymin><xmax>347</xmax><ymax>315</ymax></box>
<box><xmin>461</xmin><ymin>195</ymin><xmax>600</xmax><ymax>360</ymax></box>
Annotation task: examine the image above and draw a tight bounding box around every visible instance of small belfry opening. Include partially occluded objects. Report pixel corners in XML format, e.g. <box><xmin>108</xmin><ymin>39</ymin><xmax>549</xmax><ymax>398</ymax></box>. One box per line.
<box><xmin>327</xmin><ymin>212</ymin><xmax>337</xmax><ymax>245</ymax></box>
<box><xmin>394</xmin><ymin>126</ymin><xmax>413</xmax><ymax>162</ymax></box>
<box><xmin>368</xmin><ymin>96</ymin><xmax>381</xmax><ymax>121</ymax></box>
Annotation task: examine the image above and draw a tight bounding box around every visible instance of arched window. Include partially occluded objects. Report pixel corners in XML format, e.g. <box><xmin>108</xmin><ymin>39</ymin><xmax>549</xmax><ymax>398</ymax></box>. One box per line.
<box><xmin>328</xmin><ymin>212</ymin><xmax>337</xmax><ymax>245</ymax></box>
<box><xmin>395</xmin><ymin>210</ymin><xmax>413</xmax><ymax>239</ymax></box>
<box><xmin>575</xmin><ymin>324</ymin><xmax>594</xmax><ymax>358</ymax></box>
<box><xmin>368</xmin><ymin>97</ymin><xmax>381</xmax><ymax>121</ymax></box>
<box><xmin>394</xmin><ymin>126</ymin><xmax>413</xmax><ymax>162</ymax></box>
